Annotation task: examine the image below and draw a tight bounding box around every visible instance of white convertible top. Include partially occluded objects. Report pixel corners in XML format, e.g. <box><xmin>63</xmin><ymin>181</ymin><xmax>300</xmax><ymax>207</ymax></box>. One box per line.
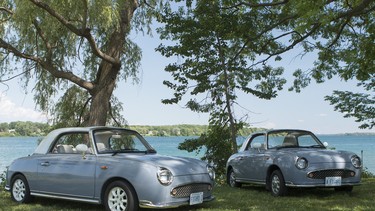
<box><xmin>33</xmin><ymin>126</ymin><xmax>122</xmax><ymax>154</ymax></box>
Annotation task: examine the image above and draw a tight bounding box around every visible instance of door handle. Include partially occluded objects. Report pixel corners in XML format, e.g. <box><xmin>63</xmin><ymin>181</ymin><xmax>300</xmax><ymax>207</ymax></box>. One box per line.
<box><xmin>40</xmin><ymin>162</ymin><xmax>50</xmax><ymax>166</ymax></box>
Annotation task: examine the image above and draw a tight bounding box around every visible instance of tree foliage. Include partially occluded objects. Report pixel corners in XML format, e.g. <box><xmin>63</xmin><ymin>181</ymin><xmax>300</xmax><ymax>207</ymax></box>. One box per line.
<box><xmin>325</xmin><ymin>90</ymin><xmax>375</xmax><ymax>129</ymax></box>
<box><xmin>157</xmin><ymin>1</ymin><xmax>287</xmax><ymax>155</ymax></box>
<box><xmin>0</xmin><ymin>0</ymin><xmax>165</xmax><ymax>127</ymax></box>
<box><xmin>157</xmin><ymin>0</ymin><xmax>375</xmax><ymax>175</ymax></box>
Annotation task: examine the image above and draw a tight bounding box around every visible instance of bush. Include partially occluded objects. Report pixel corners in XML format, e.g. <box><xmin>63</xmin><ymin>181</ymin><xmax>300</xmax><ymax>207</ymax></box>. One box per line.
<box><xmin>0</xmin><ymin>170</ymin><xmax>6</xmax><ymax>191</ymax></box>
<box><xmin>362</xmin><ymin>167</ymin><xmax>375</xmax><ymax>178</ymax></box>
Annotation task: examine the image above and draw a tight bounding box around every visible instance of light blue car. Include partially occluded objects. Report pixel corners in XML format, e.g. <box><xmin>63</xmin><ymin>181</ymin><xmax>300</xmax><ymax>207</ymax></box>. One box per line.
<box><xmin>5</xmin><ymin>127</ymin><xmax>215</xmax><ymax>211</ymax></box>
<box><xmin>226</xmin><ymin>129</ymin><xmax>362</xmax><ymax>196</ymax></box>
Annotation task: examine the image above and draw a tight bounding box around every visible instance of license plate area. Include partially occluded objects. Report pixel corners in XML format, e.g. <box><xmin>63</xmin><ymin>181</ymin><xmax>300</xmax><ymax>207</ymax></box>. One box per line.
<box><xmin>325</xmin><ymin>176</ymin><xmax>342</xmax><ymax>186</ymax></box>
<box><xmin>189</xmin><ymin>192</ymin><xmax>203</xmax><ymax>205</ymax></box>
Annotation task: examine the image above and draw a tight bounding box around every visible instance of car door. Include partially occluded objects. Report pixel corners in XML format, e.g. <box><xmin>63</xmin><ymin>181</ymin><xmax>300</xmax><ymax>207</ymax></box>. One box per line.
<box><xmin>238</xmin><ymin>134</ymin><xmax>268</xmax><ymax>182</ymax></box>
<box><xmin>36</xmin><ymin>132</ymin><xmax>97</xmax><ymax>198</ymax></box>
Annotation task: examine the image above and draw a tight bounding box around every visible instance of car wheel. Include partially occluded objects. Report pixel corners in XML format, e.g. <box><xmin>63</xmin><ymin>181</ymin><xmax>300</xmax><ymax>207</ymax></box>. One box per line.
<box><xmin>227</xmin><ymin>168</ymin><xmax>241</xmax><ymax>188</ymax></box>
<box><xmin>334</xmin><ymin>186</ymin><xmax>353</xmax><ymax>192</ymax></box>
<box><xmin>10</xmin><ymin>174</ymin><xmax>32</xmax><ymax>203</ymax></box>
<box><xmin>104</xmin><ymin>180</ymin><xmax>139</xmax><ymax>211</ymax></box>
<box><xmin>270</xmin><ymin>170</ymin><xmax>287</xmax><ymax>196</ymax></box>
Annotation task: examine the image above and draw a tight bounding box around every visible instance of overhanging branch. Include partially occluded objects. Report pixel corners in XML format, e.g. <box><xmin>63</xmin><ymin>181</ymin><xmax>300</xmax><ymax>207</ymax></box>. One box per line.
<box><xmin>29</xmin><ymin>0</ymin><xmax>120</xmax><ymax>66</ymax></box>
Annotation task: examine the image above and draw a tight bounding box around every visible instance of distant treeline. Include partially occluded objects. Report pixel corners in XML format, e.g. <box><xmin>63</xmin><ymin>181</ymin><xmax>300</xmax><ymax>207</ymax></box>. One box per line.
<box><xmin>0</xmin><ymin>121</ymin><xmax>50</xmax><ymax>137</ymax></box>
<box><xmin>128</xmin><ymin>124</ymin><xmax>264</xmax><ymax>137</ymax></box>
<box><xmin>0</xmin><ymin>121</ymin><xmax>265</xmax><ymax>137</ymax></box>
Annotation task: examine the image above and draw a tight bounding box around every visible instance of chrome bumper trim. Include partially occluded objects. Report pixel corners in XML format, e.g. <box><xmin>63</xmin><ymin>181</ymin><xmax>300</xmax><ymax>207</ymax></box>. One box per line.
<box><xmin>286</xmin><ymin>182</ymin><xmax>361</xmax><ymax>188</ymax></box>
<box><xmin>31</xmin><ymin>192</ymin><xmax>100</xmax><ymax>204</ymax></box>
<box><xmin>139</xmin><ymin>195</ymin><xmax>215</xmax><ymax>209</ymax></box>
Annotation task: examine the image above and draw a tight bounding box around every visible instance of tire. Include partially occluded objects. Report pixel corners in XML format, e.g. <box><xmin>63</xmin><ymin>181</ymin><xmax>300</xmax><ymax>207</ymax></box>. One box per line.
<box><xmin>334</xmin><ymin>186</ymin><xmax>353</xmax><ymax>192</ymax></box>
<box><xmin>104</xmin><ymin>180</ymin><xmax>139</xmax><ymax>211</ymax></box>
<box><xmin>270</xmin><ymin>170</ymin><xmax>287</xmax><ymax>196</ymax></box>
<box><xmin>227</xmin><ymin>168</ymin><xmax>241</xmax><ymax>188</ymax></box>
<box><xmin>10</xmin><ymin>174</ymin><xmax>32</xmax><ymax>203</ymax></box>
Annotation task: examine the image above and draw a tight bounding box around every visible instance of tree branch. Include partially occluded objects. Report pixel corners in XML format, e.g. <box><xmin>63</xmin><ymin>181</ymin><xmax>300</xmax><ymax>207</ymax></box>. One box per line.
<box><xmin>0</xmin><ymin>7</ymin><xmax>13</xmax><ymax>14</ymax></box>
<box><xmin>336</xmin><ymin>0</ymin><xmax>375</xmax><ymax>19</ymax></box>
<box><xmin>222</xmin><ymin>0</ymin><xmax>289</xmax><ymax>9</ymax></box>
<box><xmin>29</xmin><ymin>0</ymin><xmax>120</xmax><ymax>66</ymax></box>
<box><xmin>0</xmin><ymin>38</ymin><xmax>94</xmax><ymax>90</ymax></box>
<box><xmin>251</xmin><ymin>23</ymin><xmax>321</xmax><ymax>67</ymax></box>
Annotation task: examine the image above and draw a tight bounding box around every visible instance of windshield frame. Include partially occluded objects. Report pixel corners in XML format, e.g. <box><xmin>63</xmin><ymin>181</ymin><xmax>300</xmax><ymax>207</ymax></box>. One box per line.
<box><xmin>266</xmin><ymin>129</ymin><xmax>325</xmax><ymax>149</ymax></box>
<box><xmin>92</xmin><ymin>128</ymin><xmax>157</xmax><ymax>154</ymax></box>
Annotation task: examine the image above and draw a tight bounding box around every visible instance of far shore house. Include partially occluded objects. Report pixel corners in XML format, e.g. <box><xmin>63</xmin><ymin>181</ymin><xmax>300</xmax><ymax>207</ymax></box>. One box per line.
<box><xmin>8</xmin><ymin>129</ymin><xmax>16</xmax><ymax>133</ymax></box>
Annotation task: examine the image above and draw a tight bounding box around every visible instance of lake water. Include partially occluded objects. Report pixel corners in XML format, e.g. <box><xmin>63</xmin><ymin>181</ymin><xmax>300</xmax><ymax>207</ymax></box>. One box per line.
<box><xmin>1</xmin><ymin>134</ymin><xmax>374</xmax><ymax>174</ymax></box>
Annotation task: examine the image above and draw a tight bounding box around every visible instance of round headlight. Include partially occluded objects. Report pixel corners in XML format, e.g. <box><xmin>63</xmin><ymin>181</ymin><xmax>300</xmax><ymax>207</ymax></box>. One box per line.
<box><xmin>295</xmin><ymin>157</ymin><xmax>308</xmax><ymax>170</ymax></box>
<box><xmin>207</xmin><ymin>165</ymin><xmax>215</xmax><ymax>180</ymax></box>
<box><xmin>157</xmin><ymin>167</ymin><xmax>174</xmax><ymax>185</ymax></box>
<box><xmin>351</xmin><ymin>155</ymin><xmax>361</xmax><ymax>168</ymax></box>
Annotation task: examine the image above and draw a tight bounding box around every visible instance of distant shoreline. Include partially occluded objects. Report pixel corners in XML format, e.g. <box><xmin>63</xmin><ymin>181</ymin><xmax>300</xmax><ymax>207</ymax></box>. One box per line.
<box><xmin>1</xmin><ymin>132</ymin><xmax>375</xmax><ymax>138</ymax></box>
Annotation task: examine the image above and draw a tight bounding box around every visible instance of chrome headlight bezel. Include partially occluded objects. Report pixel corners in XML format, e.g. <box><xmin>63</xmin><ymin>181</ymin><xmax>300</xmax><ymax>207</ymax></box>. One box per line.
<box><xmin>295</xmin><ymin>157</ymin><xmax>308</xmax><ymax>170</ymax></box>
<box><xmin>157</xmin><ymin>167</ymin><xmax>174</xmax><ymax>186</ymax></box>
<box><xmin>351</xmin><ymin>155</ymin><xmax>362</xmax><ymax>169</ymax></box>
<box><xmin>207</xmin><ymin>165</ymin><xmax>215</xmax><ymax>180</ymax></box>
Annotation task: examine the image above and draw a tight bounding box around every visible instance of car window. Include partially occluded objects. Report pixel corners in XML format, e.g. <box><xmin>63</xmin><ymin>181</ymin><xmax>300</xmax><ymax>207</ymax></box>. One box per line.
<box><xmin>50</xmin><ymin>132</ymin><xmax>92</xmax><ymax>154</ymax></box>
<box><xmin>267</xmin><ymin>131</ymin><xmax>323</xmax><ymax>149</ymax></box>
<box><xmin>94</xmin><ymin>129</ymin><xmax>153</xmax><ymax>154</ymax></box>
<box><xmin>246</xmin><ymin>135</ymin><xmax>265</xmax><ymax>150</ymax></box>
<box><xmin>298</xmin><ymin>134</ymin><xmax>321</xmax><ymax>147</ymax></box>
<box><xmin>268</xmin><ymin>133</ymin><xmax>285</xmax><ymax>148</ymax></box>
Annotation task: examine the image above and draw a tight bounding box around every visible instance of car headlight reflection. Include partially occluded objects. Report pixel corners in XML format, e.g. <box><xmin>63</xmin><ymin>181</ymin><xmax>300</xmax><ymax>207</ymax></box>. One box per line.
<box><xmin>207</xmin><ymin>165</ymin><xmax>215</xmax><ymax>180</ymax></box>
<box><xmin>157</xmin><ymin>167</ymin><xmax>174</xmax><ymax>186</ymax></box>
<box><xmin>351</xmin><ymin>155</ymin><xmax>361</xmax><ymax>168</ymax></box>
<box><xmin>295</xmin><ymin>157</ymin><xmax>308</xmax><ymax>170</ymax></box>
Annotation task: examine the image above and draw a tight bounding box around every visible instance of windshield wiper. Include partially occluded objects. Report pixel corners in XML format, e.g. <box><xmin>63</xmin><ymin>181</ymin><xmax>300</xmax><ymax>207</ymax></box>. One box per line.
<box><xmin>275</xmin><ymin>145</ymin><xmax>298</xmax><ymax>150</ymax></box>
<box><xmin>308</xmin><ymin>145</ymin><xmax>324</xmax><ymax>148</ymax></box>
<box><xmin>146</xmin><ymin>149</ymin><xmax>157</xmax><ymax>154</ymax></box>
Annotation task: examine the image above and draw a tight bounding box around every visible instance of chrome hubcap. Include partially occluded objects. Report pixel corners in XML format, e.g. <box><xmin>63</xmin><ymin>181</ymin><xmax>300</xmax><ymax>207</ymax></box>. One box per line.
<box><xmin>271</xmin><ymin>175</ymin><xmax>280</xmax><ymax>194</ymax></box>
<box><xmin>108</xmin><ymin>187</ymin><xmax>128</xmax><ymax>211</ymax></box>
<box><xmin>12</xmin><ymin>179</ymin><xmax>26</xmax><ymax>201</ymax></box>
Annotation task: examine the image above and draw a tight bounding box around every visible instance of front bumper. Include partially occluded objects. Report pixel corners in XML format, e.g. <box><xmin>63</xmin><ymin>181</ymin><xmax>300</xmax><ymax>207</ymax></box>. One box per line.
<box><xmin>286</xmin><ymin>182</ymin><xmax>361</xmax><ymax>188</ymax></box>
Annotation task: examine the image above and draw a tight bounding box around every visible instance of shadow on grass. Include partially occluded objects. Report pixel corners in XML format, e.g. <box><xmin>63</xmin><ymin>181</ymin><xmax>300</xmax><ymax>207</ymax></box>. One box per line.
<box><xmin>1</xmin><ymin>179</ymin><xmax>374</xmax><ymax>211</ymax></box>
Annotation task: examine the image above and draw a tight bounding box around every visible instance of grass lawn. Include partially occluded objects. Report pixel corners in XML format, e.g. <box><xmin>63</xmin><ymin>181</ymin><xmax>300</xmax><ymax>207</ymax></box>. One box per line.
<box><xmin>1</xmin><ymin>178</ymin><xmax>375</xmax><ymax>211</ymax></box>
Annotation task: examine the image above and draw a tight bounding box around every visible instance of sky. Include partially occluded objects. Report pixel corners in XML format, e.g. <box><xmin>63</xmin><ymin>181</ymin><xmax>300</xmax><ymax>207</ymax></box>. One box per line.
<box><xmin>0</xmin><ymin>27</ymin><xmax>373</xmax><ymax>135</ymax></box>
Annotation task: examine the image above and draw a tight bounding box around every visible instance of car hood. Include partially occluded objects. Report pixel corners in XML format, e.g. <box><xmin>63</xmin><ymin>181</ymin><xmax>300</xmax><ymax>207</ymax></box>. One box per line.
<box><xmin>283</xmin><ymin>148</ymin><xmax>356</xmax><ymax>163</ymax></box>
<box><xmin>117</xmin><ymin>154</ymin><xmax>208</xmax><ymax>176</ymax></box>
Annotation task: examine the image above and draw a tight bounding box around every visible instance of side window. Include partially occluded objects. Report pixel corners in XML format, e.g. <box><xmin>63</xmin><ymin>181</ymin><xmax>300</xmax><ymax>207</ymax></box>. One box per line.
<box><xmin>50</xmin><ymin>132</ymin><xmax>91</xmax><ymax>154</ymax></box>
<box><xmin>246</xmin><ymin>135</ymin><xmax>265</xmax><ymax>150</ymax></box>
<box><xmin>298</xmin><ymin>135</ymin><xmax>318</xmax><ymax>147</ymax></box>
<box><xmin>268</xmin><ymin>135</ymin><xmax>284</xmax><ymax>148</ymax></box>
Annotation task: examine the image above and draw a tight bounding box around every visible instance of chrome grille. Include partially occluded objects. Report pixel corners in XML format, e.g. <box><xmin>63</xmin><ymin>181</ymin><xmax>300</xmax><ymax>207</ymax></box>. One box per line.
<box><xmin>171</xmin><ymin>183</ymin><xmax>212</xmax><ymax>198</ymax></box>
<box><xmin>307</xmin><ymin>169</ymin><xmax>355</xmax><ymax>179</ymax></box>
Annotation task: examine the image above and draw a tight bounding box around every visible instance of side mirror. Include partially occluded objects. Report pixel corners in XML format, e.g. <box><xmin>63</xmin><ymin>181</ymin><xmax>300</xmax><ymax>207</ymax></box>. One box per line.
<box><xmin>76</xmin><ymin>144</ymin><xmax>88</xmax><ymax>152</ymax></box>
<box><xmin>252</xmin><ymin>143</ymin><xmax>262</xmax><ymax>149</ymax></box>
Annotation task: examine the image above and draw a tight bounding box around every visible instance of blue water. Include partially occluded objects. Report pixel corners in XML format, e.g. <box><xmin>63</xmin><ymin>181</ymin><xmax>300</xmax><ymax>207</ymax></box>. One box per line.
<box><xmin>1</xmin><ymin>135</ymin><xmax>374</xmax><ymax>174</ymax></box>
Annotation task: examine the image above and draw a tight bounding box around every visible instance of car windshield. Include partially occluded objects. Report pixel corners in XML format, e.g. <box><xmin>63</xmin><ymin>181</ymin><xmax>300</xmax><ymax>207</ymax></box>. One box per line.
<box><xmin>93</xmin><ymin>129</ymin><xmax>156</xmax><ymax>154</ymax></box>
<box><xmin>267</xmin><ymin>130</ymin><xmax>324</xmax><ymax>149</ymax></box>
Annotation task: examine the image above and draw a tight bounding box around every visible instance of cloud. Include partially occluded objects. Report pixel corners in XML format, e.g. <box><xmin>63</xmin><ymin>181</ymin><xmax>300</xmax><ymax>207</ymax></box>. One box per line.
<box><xmin>319</xmin><ymin>113</ymin><xmax>328</xmax><ymax>117</ymax></box>
<box><xmin>0</xmin><ymin>93</ymin><xmax>47</xmax><ymax>122</ymax></box>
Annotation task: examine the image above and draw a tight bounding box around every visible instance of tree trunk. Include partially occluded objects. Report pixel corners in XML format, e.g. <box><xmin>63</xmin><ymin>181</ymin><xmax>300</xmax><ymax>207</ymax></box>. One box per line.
<box><xmin>85</xmin><ymin>1</ymin><xmax>138</xmax><ymax>126</ymax></box>
<box><xmin>223</xmin><ymin>69</ymin><xmax>238</xmax><ymax>153</ymax></box>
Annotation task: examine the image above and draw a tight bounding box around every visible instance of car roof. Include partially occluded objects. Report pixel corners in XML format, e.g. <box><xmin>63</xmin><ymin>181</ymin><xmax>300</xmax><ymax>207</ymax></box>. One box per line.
<box><xmin>252</xmin><ymin>129</ymin><xmax>313</xmax><ymax>135</ymax></box>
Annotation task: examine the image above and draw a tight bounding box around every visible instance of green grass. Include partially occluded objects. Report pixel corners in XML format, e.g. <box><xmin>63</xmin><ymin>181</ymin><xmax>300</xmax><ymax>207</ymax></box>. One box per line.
<box><xmin>1</xmin><ymin>179</ymin><xmax>375</xmax><ymax>211</ymax></box>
